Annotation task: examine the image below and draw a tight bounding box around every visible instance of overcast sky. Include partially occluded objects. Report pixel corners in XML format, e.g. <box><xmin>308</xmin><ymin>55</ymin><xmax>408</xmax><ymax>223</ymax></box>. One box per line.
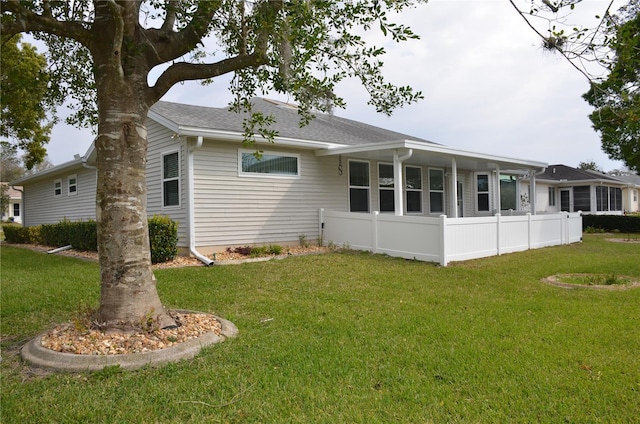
<box><xmin>44</xmin><ymin>0</ymin><xmax>627</xmax><ymax>171</ymax></box>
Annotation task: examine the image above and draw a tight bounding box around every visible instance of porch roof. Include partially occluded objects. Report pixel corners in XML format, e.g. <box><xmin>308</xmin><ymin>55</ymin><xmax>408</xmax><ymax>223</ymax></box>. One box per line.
<box><xmin>314</xmin><ymin>140</ymin><xmax>547</xmax><ymax>173</ymax></box>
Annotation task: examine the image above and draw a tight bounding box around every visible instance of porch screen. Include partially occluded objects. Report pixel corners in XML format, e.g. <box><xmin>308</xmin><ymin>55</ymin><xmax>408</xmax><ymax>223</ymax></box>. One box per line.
<box><xmin>378</xmin><ymin>164</ymin><xmax>394</xmax><ymax>212</ymax></box>
<box><xmin>573</xmin><ymin>186</ymin><xmax>590</xmax><ymax>212</ymax></box>
<box><xmin>500</xmin><ymin>175</ymin><xmax>517</xmax><ymax>210</ymax></box>
<box><xmin>406</xmin><ymin>166</ymin><xmax>422</xmax><ymax>213</ymax></box>
<box><xmin>429</xmin><ymin>169</ymin><xmax>444</xmax><ymax>213</ymax></box>
<box><xmin>349</xmin><ymin>161</ymin><xmax>370</xmax><ymax>212</ymax></box>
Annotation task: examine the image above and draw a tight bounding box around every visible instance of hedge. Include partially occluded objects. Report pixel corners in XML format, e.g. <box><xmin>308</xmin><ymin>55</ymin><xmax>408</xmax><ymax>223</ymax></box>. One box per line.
<box><xmin>582</xmin><ymin>214</ymin><xmax>640</xmax><ymax>233</ymax></box>
<box><xmin>2</xmin><ymin>216</ymin><xmax>179</xmax><ymax>263</ymax></box>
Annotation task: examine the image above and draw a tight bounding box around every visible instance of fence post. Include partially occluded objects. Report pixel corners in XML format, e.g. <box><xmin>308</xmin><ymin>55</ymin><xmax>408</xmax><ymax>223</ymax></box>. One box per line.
<box><xmin>527</xmin><ymin>213</ymin><xmax>532</xmax><ymax>250</ymax></box>
<box><xmin>372</xmin><ymin>211</ymin><xmax>379</xmax><ymax>254</ymax></box>
<box><xmin>440</xmin><ymin>214</ymin><xmax>448</xmax><ymax>266</ymax></box>
<box><xmin>496</xmin><ymin>213</ymin><xmax>501</xmax><ymax>256</ymax></box>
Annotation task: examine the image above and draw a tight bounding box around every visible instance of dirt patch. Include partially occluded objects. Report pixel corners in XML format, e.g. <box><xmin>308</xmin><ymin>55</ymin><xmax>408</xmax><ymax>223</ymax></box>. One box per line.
<box><xmin>3</xmin><ymin>242</ymin><xmax>330</xmax><ymax>268</ymax></box>
<box><xmin>605</xmin><ymin>238</ymin><xmax>640</xmax><ymax>243</ymax></box>
<box><xmin>543</xmin><ymin>273</ymin><xmax>640</xmax><ymax>290</ymax></box>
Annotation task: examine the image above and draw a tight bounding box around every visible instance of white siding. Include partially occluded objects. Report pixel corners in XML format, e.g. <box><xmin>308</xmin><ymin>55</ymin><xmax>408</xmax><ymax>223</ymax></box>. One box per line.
<box><xmin>192</xmin><ymin>140</ymin><xmax>346</xmax><ymax>252</ymax></box>
<box><xmin>145</xmin><ymin>120</ymin><xmax>189</xmax><ymax>247</ymax></box>
<box><xmin>22</xmin><ymin>166</ymin><xmax>96</xmax><ymax>226</ymax></box>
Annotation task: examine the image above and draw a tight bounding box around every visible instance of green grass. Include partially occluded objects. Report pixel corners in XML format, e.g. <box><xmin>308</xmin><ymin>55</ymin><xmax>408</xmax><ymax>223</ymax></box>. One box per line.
<box><xmin>2</xmin><ymin>235</ymin><xmax>639</xmax><ymax>423</ymax></box>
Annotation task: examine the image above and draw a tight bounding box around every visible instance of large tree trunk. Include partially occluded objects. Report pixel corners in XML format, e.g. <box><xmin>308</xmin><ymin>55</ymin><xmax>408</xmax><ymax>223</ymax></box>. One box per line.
<box><xmin>94</xmin><ymin>93</ymin><xmax>175</xmax><ymax>332</ymax></box>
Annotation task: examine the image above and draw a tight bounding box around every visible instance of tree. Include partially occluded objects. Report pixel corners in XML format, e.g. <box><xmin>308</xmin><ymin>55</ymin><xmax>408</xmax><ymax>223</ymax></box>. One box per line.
<box><xmin>509</xmin><ymin>0</ymin><xmax>640</xmax><ymax>173</ymax></box>
<box><xmin>0</xmin><ymin>142</ymin><xmax>25</xmax><ymax>182</ymax></box>
<box><xmin>0</xmin><ymin>1</ymin><xmax>424</xmax><ymax>332</ymax></box>
<box><xmin>577</xmin><ymin>160</ymin><xmax>601</xmax><ymax>172</ymax></box>
<box><xmin>583</xmin><ymin>12</ymin><xmax>640</xmax><ymax>173</ymax></box>
<box><xmin>0</xmin><ymin>34</ymin><xmax>54</xmax><ymax>169</ymax></box>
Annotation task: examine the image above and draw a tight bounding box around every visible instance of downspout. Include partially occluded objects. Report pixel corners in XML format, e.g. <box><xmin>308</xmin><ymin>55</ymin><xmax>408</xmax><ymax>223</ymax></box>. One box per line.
<box><xmin>188</xmin><ymin>136</ymin><xmax>214</xmax><ymax>266</ymax></box>
<box><xmin>393</xmin><ymin>148</ymin><xmax>413</xmax><ymax>216</ymax></box>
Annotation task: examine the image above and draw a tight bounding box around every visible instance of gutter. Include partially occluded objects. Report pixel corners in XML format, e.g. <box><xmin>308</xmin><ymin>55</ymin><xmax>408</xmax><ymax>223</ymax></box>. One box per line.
<box><xmin>187</xmin><ymin>136</ymin><xmax>214</xmax><ymax>266</ymax></box>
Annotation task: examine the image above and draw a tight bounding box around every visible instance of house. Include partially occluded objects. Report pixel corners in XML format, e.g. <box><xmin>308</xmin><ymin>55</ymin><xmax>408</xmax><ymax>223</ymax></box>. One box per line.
<box><xmin>11</xmin><ymin>98</ymin><xmax>582</xmax><ymax>265</ymax></box>
<box><xmin>1</xmin><ymin>183</ymin><xmax>22</xmax><ymax>224</ymax></box>
<box><xmin>609</xmin><ymin>173</ymin><xmax>640</xmax><ymax>213</ymax></box>
<box><xmin>526</xmin><ymin>165</ymin><xmax>630</xmax><ymax>215</ymax></box>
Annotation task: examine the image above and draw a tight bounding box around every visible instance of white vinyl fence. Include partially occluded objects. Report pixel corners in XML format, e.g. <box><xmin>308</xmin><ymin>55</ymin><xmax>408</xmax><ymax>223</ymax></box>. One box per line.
<box><xmin>320</xmin><ymin>210</ymin><xmax>582</xmax><ymax>266</ymax></box>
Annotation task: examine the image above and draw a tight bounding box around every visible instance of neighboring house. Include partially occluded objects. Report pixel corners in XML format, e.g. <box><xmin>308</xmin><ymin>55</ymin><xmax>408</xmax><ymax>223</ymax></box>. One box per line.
<box><xmin>526</xmin><ymin>165</ymin><xmax>629</xmax><ymax>215</ymax></box>
<box><xmin>1</xmin><ymin>183</ymin><xmax>23</xmax><ymax>224</ymax></box>
<box><xmin>609</xmin><ymin>174</ymin><xmax>640</xmax><ymax>213</ymax></box>
<box><xmin>12</xmin><ymin>98</ymin><xmax>581</xmax><ymax>265</ymax></box>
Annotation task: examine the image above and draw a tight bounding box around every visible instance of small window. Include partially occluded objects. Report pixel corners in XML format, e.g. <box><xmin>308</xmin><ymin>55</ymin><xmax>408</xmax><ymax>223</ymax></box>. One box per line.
<box><xmin>68</xmin><ymin>174</ymin><xmax>78</xmax><ymax>196</ymax></box>
<box><xmin>429</xmin><ymin>168</ymin><xmax>444</xmax><ymax>214</ymax></box>
<box><xmin>349</xmin><ymin>160</ymin><xmax>370</xmax><ymax>212</ymax></box>
<box><xmin>13</xmin><ymin>203</ymin><xmax>20</xmax><ymax>217</ymax></box>
<box><xmin>405</xmin><ymin>166</ymin><xmax>422</xmax><ymax>213</ymax></box>
<box><xmin>162</xmin><ymin>151</ymin><xmax>180</xmax><ymax>207</ymax></box>
<box><xmin>378</xmin><ymin>163</ymin><xmax>394</xmax><ymax>213</ymax></box>
<box><xmin>476</xmin><ymin>173</ymin><xmax>490</xmax><ymax>212</ymax></box>
<box><xmin>54</xmin><ymin>179</ymin><xmax>62</xmax><ymax>197</ymax></box>
<box><xmin>634</xmin><ymin>189</ymin><xmax>638</xmax><ymax>202</ymax></box>
<box><xmin>548</xmin><ymin>187</ymin><xmax>556</xmax><ymax>207</ymax></box>
<box><xmin>240</xmin><ymin>150</ymin><xmax>299</xmax><ymax>177</ymax></box>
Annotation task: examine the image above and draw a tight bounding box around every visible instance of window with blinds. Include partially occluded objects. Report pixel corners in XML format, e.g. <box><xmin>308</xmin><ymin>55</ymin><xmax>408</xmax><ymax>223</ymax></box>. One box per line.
<box><xmin>162</xmin><ymin>151</ymin><xmax>180</xmax><ymax>207</ymax></box>
<box><xmin>240</xmin><ymin>151</ymin><xmax>299</xmax><ymax>177</ymax></box>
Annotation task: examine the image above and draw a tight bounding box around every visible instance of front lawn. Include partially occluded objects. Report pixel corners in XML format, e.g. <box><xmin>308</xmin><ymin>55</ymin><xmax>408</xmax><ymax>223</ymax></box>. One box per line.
<box><xmin>2</xmin><ymin>235</ymin><xmax>639</xmax><ymax>423</ymax></box>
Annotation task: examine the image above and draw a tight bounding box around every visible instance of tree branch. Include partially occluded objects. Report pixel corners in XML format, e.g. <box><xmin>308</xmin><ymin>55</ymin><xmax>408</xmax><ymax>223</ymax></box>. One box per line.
<box><xmin>146</xmin><ymin>53</ymin><xmax>268</xmax><ymax>105</ymax></box>
<box><xmin>0</xmin><ymin>0</ymin><xmax>91</xmax><ymax>46</ymax></box>
<box><xmin>161</xmin><ymin>0</ymin><xmax>179</xmax><ymax>32</ymax></box>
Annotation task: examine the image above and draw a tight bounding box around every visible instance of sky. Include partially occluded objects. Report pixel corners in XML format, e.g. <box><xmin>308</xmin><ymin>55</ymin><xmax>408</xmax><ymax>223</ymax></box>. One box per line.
<box><xmin>43</xmin><ymin>0</ymin><xmax>627</xmax><ymax>172</ymax></box>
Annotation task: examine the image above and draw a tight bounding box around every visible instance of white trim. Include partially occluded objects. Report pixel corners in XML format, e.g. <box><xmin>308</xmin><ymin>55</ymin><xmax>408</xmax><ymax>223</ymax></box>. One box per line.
<box><xmin>161</xmin><ymin>149</ymin><xmax>181</xmax><ymax>209</ymax></box>
<box><xmin>237</xmin><ymin>149</ymin><xmax>301</xmax><ymax>179</ymax></box>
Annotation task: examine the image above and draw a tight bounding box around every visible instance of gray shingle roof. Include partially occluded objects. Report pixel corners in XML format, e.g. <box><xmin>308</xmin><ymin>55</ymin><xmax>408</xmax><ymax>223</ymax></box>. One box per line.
<box><xmin>538</xmin><ymin>164</ymin><xmax>623</xmax><ymax>183</ymax></box>
<box><xmin>150</xmin><ymin>98</ymin><xmax>436</xmax><ymax>146</ymax></box>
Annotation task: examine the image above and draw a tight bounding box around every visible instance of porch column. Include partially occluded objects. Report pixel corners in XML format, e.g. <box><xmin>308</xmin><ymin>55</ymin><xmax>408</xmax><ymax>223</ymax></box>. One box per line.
<box><xmin>393</xmin><ymin>149</ymin><xmax>413</xmax><ymax>216</ymax></box>
<box><xmin>450</xmin><ymin>157</ymin><xmax>458</xmax><ymax>218</ymax></box>
<box><xmin>530</xmin><ymin>170</ymin><xmax>537</xmax><ymax>215</ymax></box>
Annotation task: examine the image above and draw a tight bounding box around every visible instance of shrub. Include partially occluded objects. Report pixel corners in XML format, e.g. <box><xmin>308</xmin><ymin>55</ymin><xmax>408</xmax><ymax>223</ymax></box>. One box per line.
<box><xmin>5</xmin><ymin>216</ymin><xmax>179</xmax><ymax>264</ymax></box>
<box><xmin>148</xmin><ymin>215</ymin><xmax>179</xmax><ymax>264</ymax></box>
<box><xmin>2</xmin><ymin>224</ymin><xmax>30</xmax><ymax>243</ymax></box>
<box><xmin>582</xmin><ymin>214</ymin><xmax>640</xmax><ymax>233</ymax></box>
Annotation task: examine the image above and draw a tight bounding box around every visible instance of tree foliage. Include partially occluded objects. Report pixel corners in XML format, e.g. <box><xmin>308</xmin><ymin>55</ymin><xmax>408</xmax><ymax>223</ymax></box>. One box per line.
<box><xmin>583</xmin><ymin>11</ymin><xmax>640</xmax><ymax>173</ymax></box>
<box><xmin>0</xmin><ymin>35</ymin><xmax>54</xmax><ymax>169</ymax></box>
<box><xmin>510</xmin><ymin>0</ymin><xmax>640</xmax><ymax>172</ymax></box>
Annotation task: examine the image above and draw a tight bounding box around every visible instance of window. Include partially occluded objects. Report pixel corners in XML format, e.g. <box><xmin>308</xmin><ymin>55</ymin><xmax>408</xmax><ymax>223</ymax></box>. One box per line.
<box><xmin>13</xmin><ymin>203</ymin><xmax>20</xmax><ymax>217</ymax></box>
<box><xmin>573</xmin><ymin>186</ymin><xmax>590</xmax><ymax>212</ymax></box>
<box><xmin>634</xmin><ymin>189</ymin><xmax>638</xmax><ymax>202</ymax></box>
<box><xmin>240</xmin><ymin>150</ymin><xmax>299</xmax><ymax>177</ymax></box>
<box><xmin>54</xmin><ymin>179</ymin><xmax>62</xmax><ymax>196</ymax></box>
<box><xmin>378</xmin><ymin>163</ymin><xmax>394</xmax><ymax>213</ymax></box>
<box><xmin>349</xmin><ymin>160</ymin><xmax>370</xmax><ymax>212</ymax></box>
<box><xmin>476</xmin><ymin>173</ymin><xmax>490</xmax><ymax>212</ymax></box>
<box><xmin>68</xmin><ymin>174</ymin><xmax>77</xmax><ymax>195</ymax></box>
<box><xmin>500</xmin><ymin>175</ymin><xmax>517</xmax><ymax>210</ymax></box>
<box><xmin>548</xmin><ymin>187</ymin><xmax>556</xmax><ymax>207</ymax></box>
<box><xmin>429</xmin><ymin>169</ymin><xmax>444</xmax><ymax>214</ymax></box>
<box><xmin>162</xmin><ymin>151</ymin><xmax>180</xmax><ymax>207</ymax></box>
<box><xmin>405</xmin><ymin>166</ymin><xmax>422</xmax><ymax>213</ymax></box>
